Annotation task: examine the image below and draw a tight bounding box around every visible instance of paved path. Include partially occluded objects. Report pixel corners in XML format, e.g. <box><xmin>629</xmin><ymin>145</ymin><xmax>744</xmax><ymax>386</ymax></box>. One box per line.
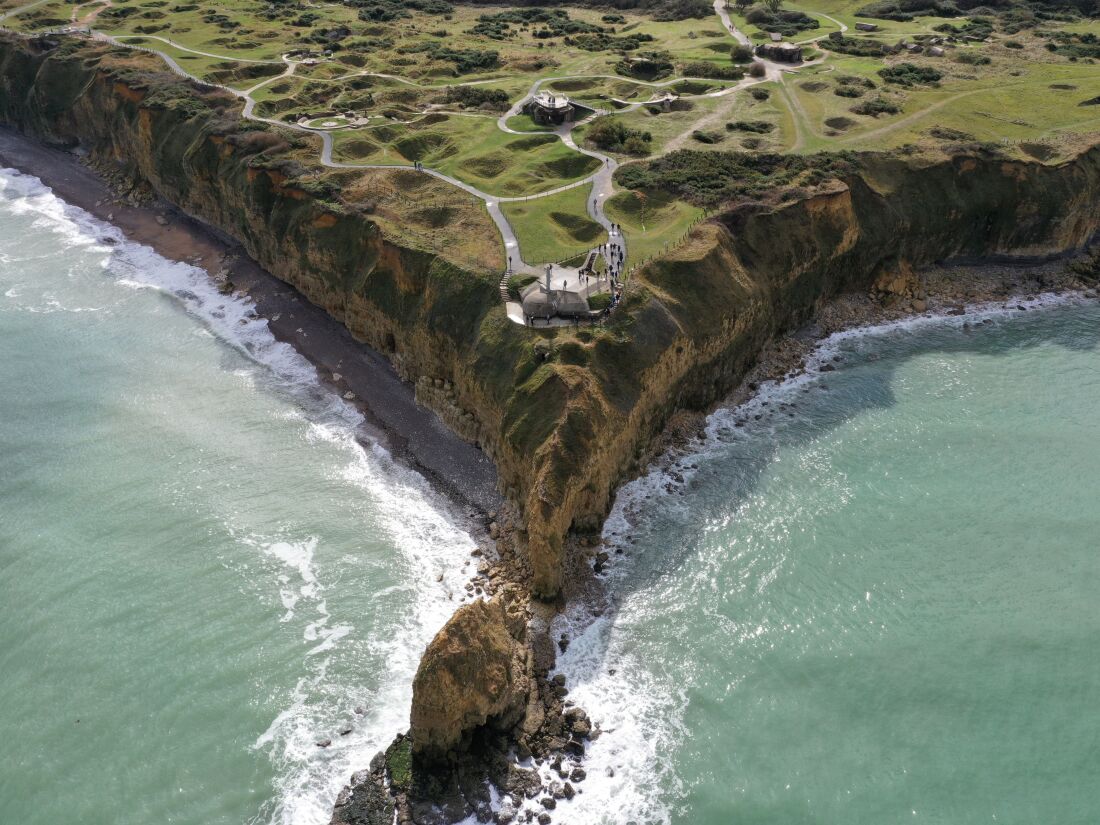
<box><xmin>3</xmin><ymin>0</ymin><xmax>824</xmax><ymax>323</ymax></box>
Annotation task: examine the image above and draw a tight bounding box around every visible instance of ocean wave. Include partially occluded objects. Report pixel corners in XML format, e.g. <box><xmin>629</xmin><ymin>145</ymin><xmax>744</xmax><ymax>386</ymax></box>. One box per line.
<box><xmin>0</xmin><ymin>166</ymin><xmax>477</xmax><ymax>825</ymax></box>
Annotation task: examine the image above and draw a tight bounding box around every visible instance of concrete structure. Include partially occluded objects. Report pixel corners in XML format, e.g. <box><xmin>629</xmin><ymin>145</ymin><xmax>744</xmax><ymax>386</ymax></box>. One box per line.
<box><xmin>650</xmin><ymin>92</ymin><xmax>678</xmax><ymax>112</ymax></box>
<box><xmin>519</xmin><ymin>263</ymin><xmax>609</xmax><ymax>323</ymax></box>
<box><xmin>526</xmin><ymin>91</ymin><xmax>574</xmax><ymax>126</ymax></box>
<box><xmin>755</xmin><ymin>42</ymin><xmax>803</xmax><ymax>63</ymax></box>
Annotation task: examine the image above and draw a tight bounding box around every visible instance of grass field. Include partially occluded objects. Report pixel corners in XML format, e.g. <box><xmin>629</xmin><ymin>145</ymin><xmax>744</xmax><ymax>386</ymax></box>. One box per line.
<box><xmin>605</xmin><ymin>188</ymin><xmax>704</xmax><ymax>266</ymax></box>
<box><xmin>1</xmin><ymin>0</ymin><xmax>1096</xmax><ymax>279</ymax></box>
<box><xmin>501</xmin><ymin>185</ymin><xmax>607</xmax><ymax>264</ymax></box>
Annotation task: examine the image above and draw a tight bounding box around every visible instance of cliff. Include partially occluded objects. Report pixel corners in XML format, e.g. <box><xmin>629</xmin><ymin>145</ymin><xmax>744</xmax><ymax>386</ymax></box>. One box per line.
<box><xmin>2</xmin><ymin>34</ymin><xmax>1099</xmax><ymax>607</ymax></box>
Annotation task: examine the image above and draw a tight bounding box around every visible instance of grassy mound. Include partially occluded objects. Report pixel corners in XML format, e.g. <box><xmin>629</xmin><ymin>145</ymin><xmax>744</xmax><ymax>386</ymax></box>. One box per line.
<box><xmin>509</xmin><ymin>134</ymin><xmax>559</xmax><ymax>151</ymax></box>
<box><xmin>410</xmin><ymin>205</ymin><xmax>456</xmax><ymax>228</ymax></box>
<box><xmin>534</xmin><ymin>154</ymin><xmax>600</xmax><ymax>180</ymax></box>
<box><xmin>465</xmin><ymin>151</ymin><xmax>510</xmax><ymax>178</ymax></box>
<box><xmin>339</xmin><ymin>137</ymin><xmax>379</xmax><ymax>159</ymax></box>
<box><xmin>394</xmin><ymin>131</ymin><xmax>452</xmax><ymax>161</ymax></box>
<box><xmin>550</xmin><ymin>211</ymin><xmax>603</xmax><ymax>243</ymax></box>
<box><xmin>372</xmin><ymin>125</ymin><xmax>402</xmax><ymax>142</ymax></box>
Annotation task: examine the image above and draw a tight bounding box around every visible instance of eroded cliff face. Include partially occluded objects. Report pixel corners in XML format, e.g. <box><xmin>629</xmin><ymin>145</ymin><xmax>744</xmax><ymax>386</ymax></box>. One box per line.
<box><xmin>410</xmin><ymin>595</ymin><xmax>530</xmax><ymax>760</ymax></box>
<box><xmin>2</xmin><ymin>35</ymin><xmax>1099</xmax><ymax>605</ymax></box>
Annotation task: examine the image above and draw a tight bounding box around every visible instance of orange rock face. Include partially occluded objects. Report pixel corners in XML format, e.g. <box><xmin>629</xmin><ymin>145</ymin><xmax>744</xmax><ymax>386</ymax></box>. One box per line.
<box><xmin>410</xmin><ymin>597</ymin><xmax>530</xmax><ymax>760</ymax></box>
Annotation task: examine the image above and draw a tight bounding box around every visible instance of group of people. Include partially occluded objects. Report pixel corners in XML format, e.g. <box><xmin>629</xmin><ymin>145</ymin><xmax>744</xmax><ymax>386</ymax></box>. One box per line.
<box><xmin>412</xmin><ymin>161</ymin><xmax>425</xmax><ymax>171</ymax></box>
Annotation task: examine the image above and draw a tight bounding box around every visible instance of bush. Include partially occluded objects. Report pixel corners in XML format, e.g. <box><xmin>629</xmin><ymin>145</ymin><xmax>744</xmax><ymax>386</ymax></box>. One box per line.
<box><xmin>744</xmin><ymin>8</ymin><xmax>819</xmax><ymax>37</ymax></box>
<box><xmin>730</xmin><ymin>44</ymin><xmax>754</xmax><ymax>63</ymax></box>
<box><xmin>615</xmin><ymin>52</ymin><xmax>675</xmax><ymax>80</ymax></box>
<box><xmin>834</xmin><ymin>85</ymin><xmax>864</xmax><ymax>97</ymax></box>
<box><xmin>821</xmin><ymin>34</ymin><xmax>888</xmax><ymax>56</ymax></box>
<box><xmin>750</xmin><ymin>87</ymin><xmax>771</xmax><ymax>100</ymax></box>
<box><xmin>851</xmin><ymin>96</ymin><xmax>901</xmax><ymax>116</ymax></box>
<box><xmin>682</xmin><ymin>61</ymin><xmax>746</xmax><ymax>79</ymax></box>
<box><xmin>354</xmin><ymin>0</ymin><xmax>452</xmax><ymax>23</ymax></box>
<box><xmin>419</xmin><ymin>43</ymin><xmax>499</xmax><ymax>74</ymax></box>
<box><xmin>692</xmin><ymin>129</ymin><xmax>723</xmax><ymax>143</ymax></box>
<box><xmin>748</xmin><ymin>61</ymin><xmax>766</xmax><ymax>78</ymax></box>
<box><xmin>468</xmin><ymin>8</ymin><xmax>600</xmax><ymax>40</ymax></box>
<box><xmin>955</xmin><ymin>50</ymin><xmax>992</xmax><ymax>64</ymax></box>
<box><xmin>836</xmin><ymin>74</ymin><xmax>876</xmax><ymax>88</ymax></box>
<box><xmin>1004</xmin><ymin>40</ymin><xmax>1024</xmax><ymax>48</ymax></box>
<box><xmin>615</xmin><ymin>149</ymin><xmax>858</xmax><ymax>207</ymax></box>
<box><xmin>855</xmin><ymin>0</ymin><xmax>962</xmax><ymax>22</ymax></box>
<box><xmin>878</xmin><ymin>62</ymin><xmax>942</xmax><ymax>86</ymax></box>
<box><xmin>444</xmin><ymin>86</ymin><xmax>510</xmax><ymax>110</ymax></box>
<box><xmin>726</xmin><ymin>119</ymin><xmax>775</xmax><ymax>132</ymax></box>
<box><xmin>587</xmin><ymin>118</ymin><xmax>653</xmax><ymax>154</ymax></box>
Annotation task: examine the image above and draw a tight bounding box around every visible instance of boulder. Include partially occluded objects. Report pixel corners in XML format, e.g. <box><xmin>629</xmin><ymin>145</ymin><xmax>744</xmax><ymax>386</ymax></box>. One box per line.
<box><xmin>410</xmin><ymin>597</ymin><xmax>530</xmax><ymax>760</ymax></box>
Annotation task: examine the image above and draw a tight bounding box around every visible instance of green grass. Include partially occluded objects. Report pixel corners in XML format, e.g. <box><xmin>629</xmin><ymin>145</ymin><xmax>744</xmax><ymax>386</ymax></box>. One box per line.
<box><xmin>501</xmin><ymin>185</ymin><xmax>607</xmax><ymax>265</ymax></box>
<box><xmin>504</xmin><ymin>113</ymin><xmax>552</xmax><ymax>133</ymax></box>
<box><xmin>605</xmin><ymin>188</ymin><xmax>703</xmax><ymax>266</ymax></box>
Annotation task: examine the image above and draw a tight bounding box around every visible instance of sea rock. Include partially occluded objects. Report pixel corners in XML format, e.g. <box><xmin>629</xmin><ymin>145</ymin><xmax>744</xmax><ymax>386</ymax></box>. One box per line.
<box><xmin>409</xmin><ymin>596</ymin><xmax>529</xmax><ymax>760</ymax></box>
<box><xmin>330</xmin><ymin>770</ymin><xmax>394</xmax><ymax>825</ymax></box>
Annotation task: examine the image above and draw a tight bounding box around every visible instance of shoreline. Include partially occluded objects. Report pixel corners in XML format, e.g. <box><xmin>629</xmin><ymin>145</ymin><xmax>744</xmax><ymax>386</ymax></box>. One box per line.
<box><xmin>0</xmin><ymin>127</ymin><xmax>501</xmax><ymax>532</ymax></box>
<box><xmin>591</xmin><ymin>254</ymin><xmax>1100</xmax><ymax>571</ymax></box>
<box><xmin>6</xmin><ymin>120</ymin><xmax>1100</xmax><ymax>823</ymax></box>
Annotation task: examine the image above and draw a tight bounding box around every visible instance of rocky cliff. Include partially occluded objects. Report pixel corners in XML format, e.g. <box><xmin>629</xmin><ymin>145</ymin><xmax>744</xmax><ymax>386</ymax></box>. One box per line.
<box><xmin>2</xmin><ymin>33</ymin><xmax>1099</xmax><ymax>608</ymax></box>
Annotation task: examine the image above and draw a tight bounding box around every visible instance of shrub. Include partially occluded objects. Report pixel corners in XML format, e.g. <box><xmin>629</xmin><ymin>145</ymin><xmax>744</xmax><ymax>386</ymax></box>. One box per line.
<box><xmin>614</xmin><ymin>149</ymin><xmax>858</xmax><ymax>207</ymax></box>
<box><xmin>821</xmin><ymin>34</ymin><xmax>888</xmax><ymax>56</ymax></box>
<box><xmin>851</xmin><ymin>96</ymin><xmax>900</xmax><ymax>116</ymax></box>
<box><xmin>878</xmin><ymin>62</ymin><xmax>942</xmax><ymax>86</ymax></box>
<box><xmin>691</xmin><ymin>129</ymin><xmax>723</xmax><ymax>143</ymax></box>
<box><xmin>748</xmin><ymin>61</ymin><xmax>766</xmax><ymax>78</ymax></box>
<box><xmin>744</xmin><ymin>8</ymin><xmax>818</xmax><ymax>36</ymax></box>
<box><xmin>730</xmin><ymin>44</ymin><xmax>754</xmax><ymax>63</ymax></box>
<box><xmin>443</xmin><ymin>86</ymin><xmax>510</xmax><ymax>110</ymax></box>
<box><xmin>750</xmin><ymin>87</ymin><xmax>771</xmax><ymax>100</ymax></box>
<box><xmin>834</xmin><ymin>84</ymin><xmax>864</xmax><ymax>97</ymax></box>
<box><xmin>615</xmin><ymin>52</ymin><xmax>675</xmax><ymax>79</ymax></box>
<box><xmin>836</xmin><ymin>74</ymin><xmax>876</xmax><ymax>88</ymax></box>
<box><xmin>587</xmin><ymin>118</ymin><xmax>653</xmax><ymax>154</ymax></box>
<box><xmin>726</xmin><ymin>119</ymin><xmax>775</xmax><ymax>132</ymax></box>
<box><xmin>955</xmin><ymin>50</ymin><xmax>991</xmax><ymax>64</ymax></box>
<box><xmin>682</xmin><ymin>61</ymin><xmax>746</xmax><ymax>79</ymax></box>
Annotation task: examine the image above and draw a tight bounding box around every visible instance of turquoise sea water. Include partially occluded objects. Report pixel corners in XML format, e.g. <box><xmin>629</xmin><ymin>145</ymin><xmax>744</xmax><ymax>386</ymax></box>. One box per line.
<box><xmin>557</xmin><ymin>295</ymin><xmax>1100</xmax><ymax>824</ymax></box>
<box><xmin>0</xmin><ymin>169</ymin><xmax>476</xmax><ymax>825</ymax></box>
<box><xmin>4</xmin><ymin>166</ymin><xmax>1100</xmax><ymax>825</ymax></box>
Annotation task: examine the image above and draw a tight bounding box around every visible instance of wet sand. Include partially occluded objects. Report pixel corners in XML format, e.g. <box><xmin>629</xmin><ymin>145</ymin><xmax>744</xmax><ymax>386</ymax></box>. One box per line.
<box><xmin>0</xmin><ymin>127</ymin><xmax>502</xmax><ymax>521</ymax></box>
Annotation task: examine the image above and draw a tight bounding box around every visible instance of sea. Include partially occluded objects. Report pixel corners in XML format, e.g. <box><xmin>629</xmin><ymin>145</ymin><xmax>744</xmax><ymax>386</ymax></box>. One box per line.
<box><xmin>2</xmin><ymin>166</ymin><xmax>1099</xmax><ymax>825</ymax></box>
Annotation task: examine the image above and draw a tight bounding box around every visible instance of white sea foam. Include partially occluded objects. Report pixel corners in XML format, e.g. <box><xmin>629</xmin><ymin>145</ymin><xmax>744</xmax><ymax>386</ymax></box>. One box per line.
<box><xmin>0</xmin><ymin>167</ymin><xmax>479</xmax><ymax>825</ymax></box>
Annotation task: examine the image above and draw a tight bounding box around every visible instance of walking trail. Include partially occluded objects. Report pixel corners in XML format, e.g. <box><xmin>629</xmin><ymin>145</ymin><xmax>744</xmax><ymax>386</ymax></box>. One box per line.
<box><xmin>2</xmin><ymin>0</ymin><xmax>833</xmax><ymax>321</ymax></box>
